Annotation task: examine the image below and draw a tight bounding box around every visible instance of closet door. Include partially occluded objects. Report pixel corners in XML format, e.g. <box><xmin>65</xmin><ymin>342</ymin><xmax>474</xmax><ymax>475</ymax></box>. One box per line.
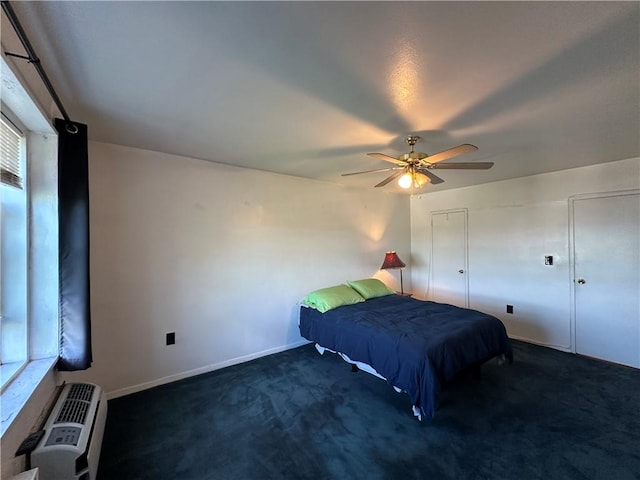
<box><xmin>572</xmin><ymin>192</ymin><xmax>639</xmax><ymax>368</ymax></box>
<box><xmin>431</xmin><ymin>210</ymin><xmax>468</xmax><ymax>307</ymax></box>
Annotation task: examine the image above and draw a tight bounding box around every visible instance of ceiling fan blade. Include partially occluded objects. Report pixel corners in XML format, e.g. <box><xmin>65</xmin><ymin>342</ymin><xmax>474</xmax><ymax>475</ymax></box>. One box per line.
<box><xmin>367</xmin><ymin>153</ymin><xmax>405</xmax><ymax>165</ymax></box>
<box><xmin>430</xmin><ymin>162</ymin><xmax>494</xmax><ymax>170</ymax></box>
<box><xmin>424</xmin><ymin>144</ymin><xmax>478</xmax><ymax>164</ymax></box>
<box><xmin>342</xmin><ymin>167</ymin><xmax>401</xmax><ymax>177</ymax></box>
<box><xmin>417</xmin><ymin>169</ymin><xmax>445</xmax><ymax>184</ymax></box>
<box><xmin>375</xmin><ymin>171</ymin><xmax>405</xmax><ymax>188</ymax></box>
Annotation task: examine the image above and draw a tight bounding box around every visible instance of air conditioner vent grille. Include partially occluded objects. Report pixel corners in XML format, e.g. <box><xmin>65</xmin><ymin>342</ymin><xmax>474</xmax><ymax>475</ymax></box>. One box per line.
<box><xmin>54</xmin><ymin>384</ymin><xmax>95</xmax><ymax>425</ymax></box>
<box><xmin>67</xmin><ymin>383</ymin><xmax>95</xmax><ymax>402</ymax></box>
<box><xmin>55</xmin><ymin>399</ymin><xmax>90</xmax><ymax>425</ymax></box>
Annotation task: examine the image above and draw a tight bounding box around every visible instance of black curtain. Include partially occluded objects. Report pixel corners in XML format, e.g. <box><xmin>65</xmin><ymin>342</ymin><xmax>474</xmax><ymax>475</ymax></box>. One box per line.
<box><xmin>55</xmin><ymin>118</ymin><xmax>92</xmax><ymax>371</ymax></box>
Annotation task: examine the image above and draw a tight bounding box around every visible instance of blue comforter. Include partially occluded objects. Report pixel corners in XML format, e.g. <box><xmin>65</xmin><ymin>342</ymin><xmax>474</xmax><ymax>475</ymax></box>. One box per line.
<box><xmin>299</xmin><ymin>295</ymin><xmax>513</xmax><ymax>419</ymax></box>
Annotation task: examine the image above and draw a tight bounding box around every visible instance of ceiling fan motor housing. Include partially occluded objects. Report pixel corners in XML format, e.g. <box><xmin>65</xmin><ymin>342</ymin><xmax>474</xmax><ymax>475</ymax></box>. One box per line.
<box><xmin>398</xmin><ymin>151</ymin><xmax>429</xmax><ymax>163</ymax></box>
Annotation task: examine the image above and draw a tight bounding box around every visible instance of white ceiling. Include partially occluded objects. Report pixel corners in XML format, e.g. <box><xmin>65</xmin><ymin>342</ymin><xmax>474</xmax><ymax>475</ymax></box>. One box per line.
<box><xmin>3</xmin><ymin>1</ymin><xmax>639</xmax><ymax>193</ymax></box>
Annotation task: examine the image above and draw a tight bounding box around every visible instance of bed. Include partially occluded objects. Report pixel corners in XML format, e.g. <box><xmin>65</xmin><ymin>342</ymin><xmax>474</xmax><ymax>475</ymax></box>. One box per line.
<box><xmin>299</xmin><ymin>285</ymin><xmax>513</xmax><ymax>420</ymax></box>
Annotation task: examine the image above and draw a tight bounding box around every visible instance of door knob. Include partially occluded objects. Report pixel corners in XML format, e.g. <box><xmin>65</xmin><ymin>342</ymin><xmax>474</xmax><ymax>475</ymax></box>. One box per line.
<box><xmin>458</xmin><ymin>269</ymin><xmax>464</xmax><ymax>274</ymax></box>
<box><xmin>577</xmin><ymin>278</ymin><xmax>586</xmax><ymax>285</ymax></box>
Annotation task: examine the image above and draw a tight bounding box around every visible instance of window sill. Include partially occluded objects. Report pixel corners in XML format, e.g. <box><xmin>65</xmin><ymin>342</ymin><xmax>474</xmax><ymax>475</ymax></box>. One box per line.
<box><xmin>0</xmin><ymin>361</ymin><xmax>27</xmax><ymax>392</ymax></box>
<box><xmin>0</xmin><ymin>357</ymin><xmax>57</xmax><ymax>438</ymax></box>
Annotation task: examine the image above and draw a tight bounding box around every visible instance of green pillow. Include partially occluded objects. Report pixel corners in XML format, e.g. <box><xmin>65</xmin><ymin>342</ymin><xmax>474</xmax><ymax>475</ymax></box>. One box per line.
<box><xmin>302</xmin><ymin>284</ymin><xmax>365</xmax><ymax>313</ymax></box>
<box><xmin>348</xmin><ymin>278</ymin><xmax>395</xmax><ymax>299</ymax></box>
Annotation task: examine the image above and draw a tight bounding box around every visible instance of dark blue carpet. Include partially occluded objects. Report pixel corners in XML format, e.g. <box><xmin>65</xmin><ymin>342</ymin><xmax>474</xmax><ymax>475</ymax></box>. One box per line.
<box><xmin>98</xmin><ymin>340</ymin><xmax>640</xmax><ymax>480</ymax></box>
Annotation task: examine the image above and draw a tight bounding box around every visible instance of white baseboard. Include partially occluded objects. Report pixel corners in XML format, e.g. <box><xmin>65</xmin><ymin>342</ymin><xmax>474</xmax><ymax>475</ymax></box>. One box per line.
<box><xmin>106</xmin><ymin>336</ymin><xmax>571</xmax><ymax>400</ymax></box>
<box><xmin>106</xmin><ymin>339</ymin><xmax>311</xmax><ymax>400</ymax></box>
<box><xmin>509</xmin><ymin>335</ymin><xmax>571</xmax><ymax>353</ymax></box>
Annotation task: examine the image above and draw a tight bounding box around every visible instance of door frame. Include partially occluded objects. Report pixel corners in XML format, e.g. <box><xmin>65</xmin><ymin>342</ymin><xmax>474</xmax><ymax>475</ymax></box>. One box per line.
<box><xmin>568</xmin><ymin>189</ymin><xmax>639</xmax><ymax>354</ymax></box>
<box><xmin>429</xmin><ymin>208</ymin><xmax>469</xmax><ymax>307</ymax></box>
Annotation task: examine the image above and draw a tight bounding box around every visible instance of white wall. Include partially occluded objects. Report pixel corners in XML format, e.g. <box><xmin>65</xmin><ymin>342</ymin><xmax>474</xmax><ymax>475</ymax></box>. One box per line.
<box><xmin>63</xmin><ymin>142</ymin><xmax>410</xmax><ymax>397</ymax></box>
<box><xmin>410</xmin><ymin>157</ymin><xmax>640</xmax><ymax>351</ymax></box>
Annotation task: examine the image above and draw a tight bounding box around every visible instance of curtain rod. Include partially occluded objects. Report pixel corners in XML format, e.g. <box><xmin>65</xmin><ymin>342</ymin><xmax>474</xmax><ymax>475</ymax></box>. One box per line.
<box><xmin>1</xmin><ymin>0</ymin><xmax>76</xmax><ymax>132</ymax></box>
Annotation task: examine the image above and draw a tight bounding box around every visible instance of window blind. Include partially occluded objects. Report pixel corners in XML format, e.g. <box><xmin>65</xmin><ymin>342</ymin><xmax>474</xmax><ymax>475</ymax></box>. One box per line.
<box><xmin>1</xmin><ymin>116</ymin><xmax>23</xmax><ymax>189</ymax></box>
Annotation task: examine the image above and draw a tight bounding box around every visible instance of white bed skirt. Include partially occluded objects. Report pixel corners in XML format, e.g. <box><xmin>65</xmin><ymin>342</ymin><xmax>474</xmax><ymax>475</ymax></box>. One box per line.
<box><xmin>314</xmin><ymin>343</ymin><xmax>422</xmax><ymax>420</ymax></box>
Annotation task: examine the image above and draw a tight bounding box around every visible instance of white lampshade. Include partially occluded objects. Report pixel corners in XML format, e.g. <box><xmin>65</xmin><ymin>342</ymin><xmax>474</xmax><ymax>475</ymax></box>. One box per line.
<box><xmin>398</xmin><ymin>171</ymin><xmax>430</xmax><ymax>189</ymax></box>
<box><xmin>398</xmin><ymin>173</ymin><xmax>413</xmax><ymax>189</ymax></box>
<box><xmin>414</xmin><ymin>172</ymin><xmax>430</xmax><ymax>188</ymax></box>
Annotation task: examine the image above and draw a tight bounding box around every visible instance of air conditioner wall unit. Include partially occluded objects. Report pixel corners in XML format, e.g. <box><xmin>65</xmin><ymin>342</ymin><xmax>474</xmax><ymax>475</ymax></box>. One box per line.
<box><xmin>31</xmin><ymin>383</ymin><xmax>107</xmax><ymax>480</ymax></box>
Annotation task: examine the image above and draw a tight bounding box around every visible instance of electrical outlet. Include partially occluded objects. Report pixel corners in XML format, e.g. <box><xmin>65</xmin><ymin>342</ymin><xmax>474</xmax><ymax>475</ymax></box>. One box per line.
<box><xmin>506</xmin><ymin>305</ymin><xmax>514</xmax><ymax>314</ymax></box>
<box><xmin>166</xmin><ymin>332</ymin><xmax>175</xmax><ymax>345</ymax></box>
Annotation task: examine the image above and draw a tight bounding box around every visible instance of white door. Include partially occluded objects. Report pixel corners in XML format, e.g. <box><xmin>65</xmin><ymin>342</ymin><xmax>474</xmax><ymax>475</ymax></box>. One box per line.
<box><xmin>572</xmin><ymin>192</ymin><xmax>640</xmax><ymax>368</ymax></box>
<box><xmin>430</xmin><ymin>210</ymin><xmax>468</xmax><ymax>307</ymax></box>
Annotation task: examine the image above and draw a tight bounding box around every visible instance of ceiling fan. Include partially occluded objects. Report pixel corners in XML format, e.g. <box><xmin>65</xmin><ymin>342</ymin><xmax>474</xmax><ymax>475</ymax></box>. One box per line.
<box><xmin>342</xmin><ymin>135</ymin><xmax>493</xmax><ymax>189</ymax></box>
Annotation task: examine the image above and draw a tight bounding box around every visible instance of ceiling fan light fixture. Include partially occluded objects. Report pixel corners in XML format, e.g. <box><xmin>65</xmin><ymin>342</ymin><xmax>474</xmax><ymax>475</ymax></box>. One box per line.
<box><xmin>414</xmin><ymin>172</ymin><xmax>430</xmax><ymax>188</ymax></box>
<box><xmin>398</xmin><ymin>173</ymin><xmax>413</xmax><ymax>189</ymax></box>
<box><xmin>398</xmin><ymin>171</ymin><xmax>430</xmax><ymax>189</ymax></box>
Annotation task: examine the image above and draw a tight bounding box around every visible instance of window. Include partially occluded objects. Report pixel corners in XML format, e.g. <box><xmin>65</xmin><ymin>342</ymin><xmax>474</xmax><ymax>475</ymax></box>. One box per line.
<box><xmin>0</xmin><ymin>56</ymin><xmax>59</xmax><ymax>438</ymax></box>
<box><xmin>0</xmin><ymin>111</ymin><xmax>28</xmax><ymax>389</ymax></box>
<box><xmin>1</xmin><ymin>115</ymin><xmax>23</xmax><ymax>188</ymax></box>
